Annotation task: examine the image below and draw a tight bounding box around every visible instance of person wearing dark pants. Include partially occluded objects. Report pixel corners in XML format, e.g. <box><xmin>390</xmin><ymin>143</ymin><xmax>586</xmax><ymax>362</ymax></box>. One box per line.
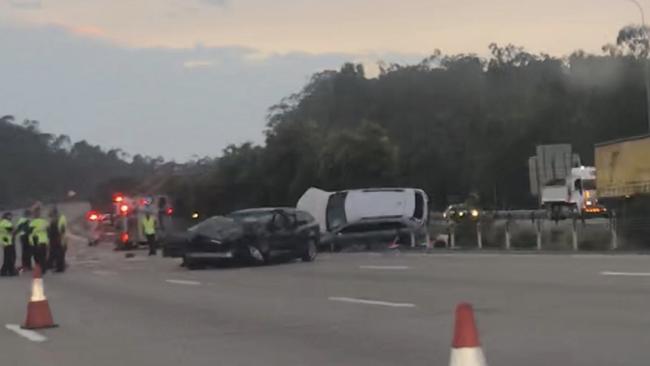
<box><xmin>17</xmin><ymin>210</ymin><xmax>32</xmax><ymax>270</ymax></box>
<box><xmin>0</xmin><ymin>212</ymin><xmax>17</xmax><ymax>277</ymax></box>
<box><xmin>47</xmin><ymin>207</ymin><xmax>67</xmax><ymax>273</ymax></box>
<box><xmin>141</xmin><ymin>212</ymin><xmax>157</xmax><ymax>256</ymax></box>
<box><xmin>29</xmin><ymin>207</ymin><xmax>50</xmax><ymax>274</ymax></box>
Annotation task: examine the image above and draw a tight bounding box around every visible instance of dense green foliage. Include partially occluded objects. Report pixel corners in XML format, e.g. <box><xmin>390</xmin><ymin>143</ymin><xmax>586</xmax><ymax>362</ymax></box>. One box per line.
<box><xmin>4</xmin><ymin>27</ymin><xmax>650</xmax><ymax>216</ymax></box>
<box><xmin>0</xmin><ymin>115</ymin><xmax>157</xmax><ymax>209</ymax></box>
<box><xmin>169</xmin><ymin>27</ymin><xmax>650</xmax><ymax>215</ymax></box>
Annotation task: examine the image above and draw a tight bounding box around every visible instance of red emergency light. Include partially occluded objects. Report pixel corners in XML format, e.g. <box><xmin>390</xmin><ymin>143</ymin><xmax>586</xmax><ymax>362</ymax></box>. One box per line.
<box><xmin>119</xmin><ymin>204</ymin><xmax>130</xmax><ymax>215</ymax></box>
<box><xmin>113</xmin><ymin>193</ymin><xmax>124</xmax><ymax>203</ymax></box>
<box><xmin>87</xmin><ymin>211</ymin><xmax>99</xmax><ymax>221</ymax></box>
<box><xmin>120</xmin><ymin>232</ymin><xmax>129</xmax><ymax>244</ymax></box>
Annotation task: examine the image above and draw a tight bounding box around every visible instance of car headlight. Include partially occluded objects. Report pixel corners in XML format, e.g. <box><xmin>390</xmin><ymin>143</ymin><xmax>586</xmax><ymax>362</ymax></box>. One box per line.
<box><xmin>443</xmin><ymin>212</ymin><xmax>448</xmax><ymax>218</ymax></box>
<box><xmin>471</xmin><ymin>209</ymin><xmax>479</xmax><ymax>218</ymax></box>
<box><xmin>458</xmin><ymin>212</ymin><xmax>465</xmax><ymax>217</ymax></box>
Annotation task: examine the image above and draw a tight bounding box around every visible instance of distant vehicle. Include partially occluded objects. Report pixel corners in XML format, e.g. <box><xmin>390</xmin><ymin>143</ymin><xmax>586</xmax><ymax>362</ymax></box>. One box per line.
<box><xmin>85</xmin><ymin>210</ymin><xmax>115</xmax><ymax>246</ymax></box>
<box><xmin>443</xmin><ymin>204</ymin><xmax>480</xmax><ymax>222</ymax></box>
<box><xmin>541</xmin><ymin>166</ymin><xmax>597</xmax><ymax>220</ymax></box>
<box><xmin>179</xmin><ymin>208</ymin><xmax>319</xmax><ymax>269</ymax></box>
<box><xmin>297</xmin><ymin>187</ymin><xmax>429</xmax><ymax>249</ymax></box>
<box><xmin>112</xmin><ymin>193</ymin><xmax>174</xmax><ymax>249</ymax></box>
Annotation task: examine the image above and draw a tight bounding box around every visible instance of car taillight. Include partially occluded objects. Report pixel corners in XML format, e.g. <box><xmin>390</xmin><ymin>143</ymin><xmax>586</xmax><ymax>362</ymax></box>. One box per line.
<box><xmin>120</xmin><ymin>232</ymin><xmax>129</xmax><ymax>244</ymax></box>
<box><xmin>166</xmin><ymin>207</ymin><xmax>174</xmax><ymax>216</ymax></box>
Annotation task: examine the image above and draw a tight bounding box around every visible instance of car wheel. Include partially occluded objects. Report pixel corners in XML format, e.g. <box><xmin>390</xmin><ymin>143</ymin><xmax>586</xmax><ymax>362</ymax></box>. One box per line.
<box><xmin>301</xmin><ymin>239</ymin><xmax>317</xmax><ymax>262</ymax></box>
<box><xmin>184</xmin><ymin>256</ymin><xmax>199</xmax><ymax>270</ymax></box>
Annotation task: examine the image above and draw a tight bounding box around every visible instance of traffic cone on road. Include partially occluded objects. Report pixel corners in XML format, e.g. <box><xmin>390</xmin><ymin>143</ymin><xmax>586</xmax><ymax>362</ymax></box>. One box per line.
<box><xmin>449</xmin><ymin>303</ymin><xmax>487</xmax><ymax>366</ymax></box>
<box><xmin>22</xmin><ymin>264</ymin><xmax>57</xmax><ymax>330</ymax></box>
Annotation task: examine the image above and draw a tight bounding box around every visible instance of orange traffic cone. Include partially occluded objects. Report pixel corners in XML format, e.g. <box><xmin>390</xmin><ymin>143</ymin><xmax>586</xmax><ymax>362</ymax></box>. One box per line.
<box><xmin>449</xmin><ymin>303</ymin><xmax>487</xmax><ymax>366</ymax></box>
<box><xmin>22</xmin><ymin>264</ymin><xmax>57</xmax><ymax>330</ymax></box>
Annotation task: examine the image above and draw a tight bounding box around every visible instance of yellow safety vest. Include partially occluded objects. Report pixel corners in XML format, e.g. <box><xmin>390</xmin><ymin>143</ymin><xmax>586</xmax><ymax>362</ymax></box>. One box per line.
<box><xmin>29</xmin><ymin>218</ymin><xmax>50</xmax><ymax>246</ymax></box>
<box><xmin>0</xmin><ymin>219</ymin><xmax>12</xmax><ymax>246</ymax></box>
<box><xmin>16</xmin><ymin>217</ymin><xmax>29</xmax><ymax>233</ymax></box>
<box><xmin>58</xmin><ymin>214</ymin><xmax>67</xmax><ymax>233</ymax></box>
<box><xmin>141</xmin><ymin>216</ymin><xmax>156</xmax><ymax>236</ymax></box>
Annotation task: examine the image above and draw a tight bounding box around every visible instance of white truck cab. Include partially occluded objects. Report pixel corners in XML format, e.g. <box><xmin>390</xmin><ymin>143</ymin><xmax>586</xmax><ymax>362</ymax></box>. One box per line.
<box><xmin>541</xmin><ymin>166</ymin><xmax>596</xmax><ymax>219</ymax></box>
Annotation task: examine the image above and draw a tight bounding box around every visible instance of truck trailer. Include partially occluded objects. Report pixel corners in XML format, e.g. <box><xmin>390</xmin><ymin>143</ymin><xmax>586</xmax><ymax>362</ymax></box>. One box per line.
<box><xmin>595</xmin><ymin>134</ymin><xmax>650</xmax><ymax>247</ymax></box>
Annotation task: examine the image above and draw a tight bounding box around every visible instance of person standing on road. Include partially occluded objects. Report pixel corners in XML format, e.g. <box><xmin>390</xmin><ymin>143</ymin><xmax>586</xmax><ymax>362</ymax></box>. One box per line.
<box><xmin>141</xmin><ymin>211</ymin><xmax>157</xmax><ymax>256</ymax></box>
<box><xmin>29</xmin><ymin>207</ymin><xmax>50</xmax><ymax>273</ymax></box>
<box><xmin>0</xmin><ymin>212</ymin><xmax>17</xmax><ymax>277</ymax></box>
<box><xmin>16</xmin><ymin>209</ymin><xmax>32</xmax><ymax>271</ymax></box>
<box><xmin>47</xmin><ymin>207</ymin><xmax>68</xmax><ymax>273</ymax></box>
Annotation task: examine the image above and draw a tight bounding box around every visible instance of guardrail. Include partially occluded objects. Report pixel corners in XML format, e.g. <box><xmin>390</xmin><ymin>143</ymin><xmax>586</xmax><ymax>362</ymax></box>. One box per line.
<box><xmin>429</xmin><ymin>213</ymin><xmax>623</xmax><ymax>251</ymax></box>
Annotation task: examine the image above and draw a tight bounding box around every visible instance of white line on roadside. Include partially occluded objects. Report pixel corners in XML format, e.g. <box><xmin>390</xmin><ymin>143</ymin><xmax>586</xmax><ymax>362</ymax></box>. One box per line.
<box><xmin>125</xmin><ymin>257</ymin><xmax>146</xmax><ymax>262</ymax></box>
<box><xmin>5</xmin><ymin>324</ymin><xmax>47</xmax><ymax>343</ymax></box>
<box><xmin>92</xmin><ymin>270</ymin><xmax>117</xmax><ymax>276</ymax></box>
<box><xmin>165</xmin><ymin>279</ymin><xmax>202</xmax><ymax>286</ymax></box>
<box><xmin>359</xmin><ymin>265</ymin><xmax>411</xmax><ymax>270</ymax></box>
<box><xmin>600</xmin><ymin>271</ymin><xmax>650</xmax><ymax>277</ymax></box>
<box><xmin>74</xmin><ymin>260</ymin><xmax>101</xmax><ymax>265</ymax></box>
<box><xmin>328</xmin><ymin>297</ymin><xmax>416</xmax><ymax>308</ymax></box>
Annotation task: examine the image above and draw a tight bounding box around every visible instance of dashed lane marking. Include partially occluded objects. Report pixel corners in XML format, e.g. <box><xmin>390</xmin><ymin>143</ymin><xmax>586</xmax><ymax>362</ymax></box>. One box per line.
<box><xmin>359</xmin><ymin>265</ymin><xmax>411</xmax><ymax>270</ymax></box>
<box><xmin>600</xmin><ymin>271</ymin><xmax>650</xmax><ymax>277</ymax></box>
<box><xmin>165</xmin><ymin>279</ymin><xmax>201</xmax><ymax>286</ymax></box>
<box><xmin>328</xmin><ymin>297</ymin><xmax>416</xmax><ymax>308</ymax></box>
<box><xmin>5</xmin><ymin>324</ymin><xmax>47</xmax><ymax>343</ymax></box>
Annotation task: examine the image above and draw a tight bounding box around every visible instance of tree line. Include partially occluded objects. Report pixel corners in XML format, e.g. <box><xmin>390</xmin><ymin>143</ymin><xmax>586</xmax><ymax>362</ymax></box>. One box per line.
<box><xmin>0</xmin><ymin>115</ymin><xmax>160</xmax><ymax>210</ymax></box>
<box><xmin>4</xmin><ymin>26</ymin><xmax>649</xmax><ymax>216</ymax></box>
<box><xmin>165</xmin><ymin>25</ymin><xmax>650</xmax><ymax>216</ymax></box>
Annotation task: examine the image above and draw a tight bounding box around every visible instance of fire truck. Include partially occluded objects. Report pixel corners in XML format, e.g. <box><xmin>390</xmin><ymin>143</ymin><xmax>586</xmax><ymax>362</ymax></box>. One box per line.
<box><xmin>112</xmin><ymin>193</ymin><xmax>174</xmax><ymax>249</ymax></box>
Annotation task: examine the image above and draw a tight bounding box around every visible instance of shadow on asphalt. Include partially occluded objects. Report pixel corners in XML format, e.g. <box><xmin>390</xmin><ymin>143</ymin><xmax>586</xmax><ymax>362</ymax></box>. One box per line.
<box><xmin>183</xmin><ymin>254</ymin><xmax>307</xmax><ymax>271</ymax></box>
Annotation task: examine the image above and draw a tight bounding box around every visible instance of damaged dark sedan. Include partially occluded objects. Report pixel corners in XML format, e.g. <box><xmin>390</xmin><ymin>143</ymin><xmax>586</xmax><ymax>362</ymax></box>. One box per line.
<box><xmin>166</xmin><ymin>208</ymin><xmax>320</xmax><ymax>269</ymax></box>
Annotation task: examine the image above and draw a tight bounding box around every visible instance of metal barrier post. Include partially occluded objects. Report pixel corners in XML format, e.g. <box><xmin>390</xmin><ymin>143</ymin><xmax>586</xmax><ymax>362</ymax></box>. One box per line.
<box><xmin>505</xmin><ymin>218</ymin><xmax>511</xmax><ymax>250</ymax></box>
<box><xmin>572</xmin><ymin>217</ymin><xmax>579</xmax><ymax>251</ymax></box>
<box><xmin>450</xmin><ymin>225</ymin><xmax>456</xmax><ymax>249</ymax></box>
<box><xmin>477</xmin><ymin>221</ymin><xmax>483</xmax><ymax>249</ymax></box>
<box><xmin>410</xmin><ymin>232</ymin><xmax>416</xmax><ymax>248</ymax></box>
<box><xmin>536</xmin><ymin>218</ymin><xmax>542</xmax><ymax>251</ymax></box>
<box><xmin>610</xmin><ymin>212</ymin><xmax>618</xmax><ymax>250</ymax></box>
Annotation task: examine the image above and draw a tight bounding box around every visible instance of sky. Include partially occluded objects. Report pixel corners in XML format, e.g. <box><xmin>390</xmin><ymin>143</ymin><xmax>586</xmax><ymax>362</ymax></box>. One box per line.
<box><xmin>0</xmin><ymin>0</ymin><xmax>644</xmax><ymax>160</ymax></box>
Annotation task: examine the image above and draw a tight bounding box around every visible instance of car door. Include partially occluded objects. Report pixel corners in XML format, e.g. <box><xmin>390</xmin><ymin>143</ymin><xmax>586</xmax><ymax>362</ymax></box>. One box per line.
<box><xmin>267</xmin><ymin>211</ymin><xmax>297</xmax><ymax>253</ymax></box>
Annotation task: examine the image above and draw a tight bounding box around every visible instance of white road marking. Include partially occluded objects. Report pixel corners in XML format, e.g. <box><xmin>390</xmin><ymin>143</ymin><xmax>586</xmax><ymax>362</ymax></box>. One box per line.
<box><xmin>125</xmin><ymin>257</ymin><xmax>146</xmax><ymax>262</ymax></box>
<box><xmin>359</xmin><ymin>265</ymin><xmax>411</xmax><ymax>270</ymax></box>
<box><xmin>328</xmin><ymin>297</ymin><xmax>416</xmax><ymax>308</ymax></box>
<box><xmin>92</xmin><ymin>270</ymin><xmax>117</xmax><ymax>276</ymax></box>
<box><xmin>74</xmin><ymin>260</ymin><xmax>101</xmax><ymax>265</ymax></box>
<box><xmin>600</xmin><ymin>271</ymin><xmax>650</xmax><ymax>277</ymax></box>
<box><xmin>165</xmin><ymin>279</ymin><xmax>201</xmax><ymax>286</ymax></box>
<box><xmin>5</xmin><ymin>324</ymin><xmax>47</xmax><ymax>342</ymax></box>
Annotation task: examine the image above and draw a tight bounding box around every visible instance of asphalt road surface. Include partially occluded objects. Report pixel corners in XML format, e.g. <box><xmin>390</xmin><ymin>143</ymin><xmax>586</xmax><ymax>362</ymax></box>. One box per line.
<box><xmin>2</xmin><ymin>235</ymin><xmax>650</xmax><ymax>366</ymax></box>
